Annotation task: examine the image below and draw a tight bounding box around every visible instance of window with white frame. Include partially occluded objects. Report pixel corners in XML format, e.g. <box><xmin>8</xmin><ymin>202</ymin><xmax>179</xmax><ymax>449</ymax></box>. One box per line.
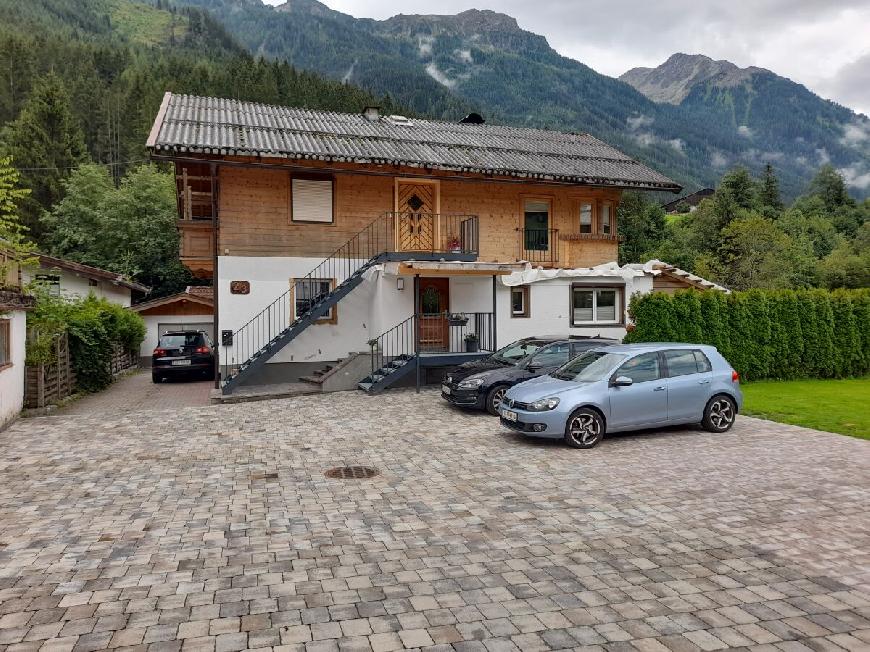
<box><xmin>294</xmin><ymin>277</ymin><xmax>335</xmax><ymax>322</ymax></box>
<box><xmin>510</xmin><ymin>286</ymin><xmax>530</xmax><ymax>318</ymax></box>
<box><xmin>291</xmin><ymin>177</ymin><xmax>334</xmax><ymax>223</ymax></box>
<box><xmin>579</xmin><ymin>202</ymin><xmax>593</xmax><ymax>234</ymax></box>
<box><xmin>0</xmin><ymin>319</ymin><xmax>10</xmax><ymax>368</ymax></box>
<box><xmin>599</xmin><ymin>203</ymin><xmax>612</xmax><ymax>235</ymax></box>
<box><xmin>571</xmin><ymin>286</ymin><xmax>622</xmax><ymax>325</ymax></box>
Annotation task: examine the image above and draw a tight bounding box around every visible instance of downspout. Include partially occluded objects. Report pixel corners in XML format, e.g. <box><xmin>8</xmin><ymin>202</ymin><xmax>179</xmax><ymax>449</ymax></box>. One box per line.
<box><xmin>492</xmin><ymin>274</ymin><xmax>498</xmax><ymax>351</ymax></box>
<box><xmin>210</xmin><ymin>162</ymin><xmax>220</xmax><ymax>389</ymax></box>
<box><xmin>414</xmin><ymin>274</ymin><xmax>420</xmax><ymax>393</ymax></box>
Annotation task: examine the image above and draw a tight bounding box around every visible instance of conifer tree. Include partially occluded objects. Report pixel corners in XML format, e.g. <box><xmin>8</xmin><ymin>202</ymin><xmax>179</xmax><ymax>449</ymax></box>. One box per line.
<box><xmin>759</xmin><ymin>163</ymin><xmax>783</xmax><ymax>211</ymax></box>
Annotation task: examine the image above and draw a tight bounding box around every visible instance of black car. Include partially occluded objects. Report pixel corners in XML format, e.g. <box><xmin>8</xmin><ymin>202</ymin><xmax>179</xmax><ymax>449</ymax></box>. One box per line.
<box><xmin>441</xmin><ymin>336</ymin><xmax>617</xmax><ymax>414</ymax></box>
<box><xmin>152</xmin><ymin>330</ymin><xmax>215</xmax><ymax>382</ymax></box>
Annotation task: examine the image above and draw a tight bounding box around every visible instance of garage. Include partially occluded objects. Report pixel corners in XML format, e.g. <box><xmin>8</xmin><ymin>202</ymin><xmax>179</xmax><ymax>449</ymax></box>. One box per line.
<box><xmin>131</xmin><ymin>287</ymin><xmax>214</xmax><ymax>365</ymax></box>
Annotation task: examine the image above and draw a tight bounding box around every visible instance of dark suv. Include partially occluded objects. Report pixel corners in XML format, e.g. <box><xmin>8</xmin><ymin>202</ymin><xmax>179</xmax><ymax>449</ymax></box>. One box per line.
<box><xmin>441</xmin><ymin>336</ymin><xmax>617</xmax><ymax>414</ymax></box>
<box><xmin>152</xmin><ymin>330</ymin><xmax>215</xmax><ymax>383</ymax></box>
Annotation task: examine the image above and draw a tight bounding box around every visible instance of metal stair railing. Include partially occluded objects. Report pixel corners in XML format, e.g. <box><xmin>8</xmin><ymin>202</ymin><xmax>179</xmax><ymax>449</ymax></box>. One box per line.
<box><xmin>221</xmin><ymin>213</ymin><xmax>479</xmax><ymax>391</ymax></box>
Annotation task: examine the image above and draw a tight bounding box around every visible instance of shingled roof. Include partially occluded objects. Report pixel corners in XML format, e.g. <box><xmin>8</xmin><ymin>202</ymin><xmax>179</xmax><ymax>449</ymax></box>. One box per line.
<box><xmin>146</xmin><ymin>93</ymin><xmax>682</xmax><ymax>192</ymax></box>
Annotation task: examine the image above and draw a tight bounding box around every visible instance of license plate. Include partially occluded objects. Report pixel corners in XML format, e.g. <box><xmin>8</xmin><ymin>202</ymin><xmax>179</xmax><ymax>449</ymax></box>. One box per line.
<box><xmin>171</xmin><ymin>360</ymin><xmax>192</xmax><ymax>366</ymax></box>
<box><xmin>501</xmin><ymin>409</ymin><xmax>517</xmax><ymax>422</ymax></box>
<box><xmin>441</xmin><ymin>384</ymin><xmax>451</xmax><ymax>395</ymax></box>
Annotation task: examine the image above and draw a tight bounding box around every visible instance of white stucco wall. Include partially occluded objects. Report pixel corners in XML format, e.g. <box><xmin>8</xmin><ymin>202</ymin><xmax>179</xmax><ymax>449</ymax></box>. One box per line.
<box><xmin>23</xmin><ymin>266</ymin><xmax>133</xmax><ymax>306</ymax></box>
<box><xmin>0</xmin><ymin>310</ymin><xmax>27</xmax><ymax>428</ymax></box>
<box><xmin>495</xmin><ymin>274</ymin><xmax>653</xmax><ymax>346</ymax></box>
<box><xmin>140</xmin><ymin>313</ymin><xmax>214</xmax><ymax>358</ymax></box>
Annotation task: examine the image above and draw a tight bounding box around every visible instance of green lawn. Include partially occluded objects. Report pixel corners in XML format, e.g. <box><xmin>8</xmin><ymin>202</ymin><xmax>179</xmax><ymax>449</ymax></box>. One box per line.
<box><xmin>741</xmin><ymin>377</ymin><xmax>870</xmax><ymax>440</ymax></box>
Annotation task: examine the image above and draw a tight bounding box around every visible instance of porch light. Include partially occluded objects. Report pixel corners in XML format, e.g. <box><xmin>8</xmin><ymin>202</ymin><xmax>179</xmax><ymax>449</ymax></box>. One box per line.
<box><xmin>396</xmin><ymin>278</ymin><xmax>405</xmax><ymax>291</ymax></box>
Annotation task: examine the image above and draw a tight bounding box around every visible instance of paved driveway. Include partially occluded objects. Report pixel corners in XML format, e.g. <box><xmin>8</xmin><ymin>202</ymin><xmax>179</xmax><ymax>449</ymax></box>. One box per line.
<box><xmin>57</xmin><ymin>370</ymin><xmax>212</xmax><ymax>416</ymax></box>
<box><xmin>1</xmin><ymin>389</ymin><xmax>868</xmax><ymax>652</ymax></box>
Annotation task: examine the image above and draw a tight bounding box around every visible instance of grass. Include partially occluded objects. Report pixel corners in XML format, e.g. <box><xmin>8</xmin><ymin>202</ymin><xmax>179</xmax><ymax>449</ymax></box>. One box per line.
<box><xmin>106</xmin><ymin>0</ymin><xmax>187</xmax><ymax>47</ymax></box>
<box><xmin>741</xmin><ymin>377</ymin><xmax>870</xmax><ymax>440</ymax></box>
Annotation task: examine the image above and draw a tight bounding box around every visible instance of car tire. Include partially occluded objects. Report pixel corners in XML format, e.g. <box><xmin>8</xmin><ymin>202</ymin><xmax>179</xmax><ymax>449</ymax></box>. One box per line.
<box><xmin>702</xmin><ymin>394</ymin><xmax>737</xmax><ymax>432</ymax></box>
<box><xmin>152</xmin><ymin>373</ymin><xmax>162</xmax><ymax>384</ymax></box>
<box><xmin>564</xmin><ymin>407</ymin><xmax>604</xmax><ymax>449</ymax></box>
<box><xmin>485</xmin><ymin>385</ymin><xmax>509</xmax><ymax>415</ymax></box>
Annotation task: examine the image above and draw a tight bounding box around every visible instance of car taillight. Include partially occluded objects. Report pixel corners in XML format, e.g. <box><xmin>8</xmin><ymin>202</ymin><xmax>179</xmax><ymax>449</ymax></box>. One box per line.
<box><xmin>731</xmin><ymin>370</ymin><xmax>740</xmax><ymax>383</ymax></box>
<box><xmin>195</xmin><ymin>346</ymin><xmax>210</xmax><ymax>354</ymax></box>
<box><xmin>153</xmin><ymin>348</ymin><xmax>166</xmax><ymax>357</ymax></box>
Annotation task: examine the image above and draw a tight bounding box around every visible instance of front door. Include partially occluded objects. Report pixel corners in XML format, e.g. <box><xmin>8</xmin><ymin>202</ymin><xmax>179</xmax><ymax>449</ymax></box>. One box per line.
<box><xmin>396</xmin><ymin>181</ymin><xmax>437</xmax><ymax>251</ymax></box>
<box><xmin>418</xmin><ymin>278</ymin><xmax>449</xmax><ymax>351</ymax></box>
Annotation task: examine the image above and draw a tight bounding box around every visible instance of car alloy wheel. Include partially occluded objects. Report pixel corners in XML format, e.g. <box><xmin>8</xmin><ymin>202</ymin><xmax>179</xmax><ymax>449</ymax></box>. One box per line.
<box><xmin>565</xmin><ymin>409</ymin><xmax>603</xmax><ymax>448</ymax></box>
<box><xmin>487</xmin><ymin>386</ymin><xmax>507</xmax><ymax>415</ymax></box>
<box><xmin>704</xmin><ymin>396</ymin><xmax>736</xmax><ymax>432</ymax></box>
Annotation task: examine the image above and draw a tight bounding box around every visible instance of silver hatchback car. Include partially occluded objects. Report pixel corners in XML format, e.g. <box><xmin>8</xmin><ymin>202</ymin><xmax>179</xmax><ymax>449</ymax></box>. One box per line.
<box><xmin>500</xmin><ymin>343</ymin><xmax>743</xmax><ymax>448</ymax></box>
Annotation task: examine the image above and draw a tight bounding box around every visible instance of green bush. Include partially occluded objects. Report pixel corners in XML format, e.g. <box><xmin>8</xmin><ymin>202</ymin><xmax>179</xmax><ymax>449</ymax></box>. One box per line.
<box><xmin>26</xmin><ymin>292</ymin><xmax>146</xmax><ymax>393</ymax></box>
<box><xmin>625</xmin><ymin>288</ymin><xmax>870</xmax><ymax>380</ymax></box>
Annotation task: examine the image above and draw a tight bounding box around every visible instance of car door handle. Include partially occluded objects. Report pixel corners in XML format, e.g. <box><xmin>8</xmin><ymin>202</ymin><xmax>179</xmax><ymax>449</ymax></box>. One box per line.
<box><xmin>698</xmin><ymin>379</ymin><xmax>711</xmax><ymax>385</ymax></box>
<box><xmin>653</xmin><ymin>386</ymin><xmax>666</xmax><ymax>391</ymax></box>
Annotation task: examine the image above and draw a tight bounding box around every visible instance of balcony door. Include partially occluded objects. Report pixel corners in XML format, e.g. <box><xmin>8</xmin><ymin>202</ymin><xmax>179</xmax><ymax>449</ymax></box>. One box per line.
<box><xmin>396</xmin><ymin>179</ymin><xmax>438</xmax><ymax>252</ymax></box>
<box><xmin>417</xmin><ymin>277</ymin><xmax>449</xmax><ymax>351</ymax></box>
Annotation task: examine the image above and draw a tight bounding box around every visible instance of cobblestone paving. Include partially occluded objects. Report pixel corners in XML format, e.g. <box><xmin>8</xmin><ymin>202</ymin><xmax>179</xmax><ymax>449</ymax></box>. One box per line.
<box><xmin>56</xmin><ymin>371</ymin><xmax>212</xmax><ymax>416</ymax></box>
<box><xmin>1</xmin><ymin>388</ymin><xmax>869</xmax><ymax>652</ymax></box>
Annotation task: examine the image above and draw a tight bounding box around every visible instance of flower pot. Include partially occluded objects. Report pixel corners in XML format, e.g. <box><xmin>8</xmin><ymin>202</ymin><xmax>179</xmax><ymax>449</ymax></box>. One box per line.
<box><xmin>448</xmin><ymin>317</ymin><xmax>469</xmax><ymax>326</ymax></box>
<box><xmin>465</xmin><ymin>339</ymin><xmax>479</xmax><ymax>353</ymax></box>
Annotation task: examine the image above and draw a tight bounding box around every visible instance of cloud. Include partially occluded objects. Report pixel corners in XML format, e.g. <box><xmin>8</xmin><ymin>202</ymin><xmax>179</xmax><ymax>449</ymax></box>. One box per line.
<box><xmin>816</xmin><ymin>148</ymin><xmax>831</xmax><ymax>165</ymax></box>
<box><xmin>838</xmin><ymin>163</ymin><xmax>870</xmax><ymax>189</ymax></box>
<box><xmin>282</xmin><ymin>0</ymin><xmax>870</xmax><ymax>115</ymax></box>
<box><xmin>737</xmin><ymin>125</ymin><xmax>753</xmax><ymax>138</ymax></box>
<box><xmin>840</xmin><ymin>119</ymin><xmax>870</xmax><ymax>147</ymax></box>
<box><xmin>425</xmin><ymin>62</ymin><xmax>456</xmax><ymax>87</ymax></box>
<box><xmin>624</xmin><ymin>115</ymin><xmax>684</xmax><ymax>153</ymax></box>
<box><xmin>627</xmin><ymin>114</ymin><xmax>654</xmax><ymax>130</ymax></box>
<box><xmin>711</xmin><ymin>151</ymin><xmax>728</xmax><ymax>168</ymax></box>
<box><xmin>666</xmin><ymin>138</ymin><xmax>685</xmax><ymax>153</ymax></box>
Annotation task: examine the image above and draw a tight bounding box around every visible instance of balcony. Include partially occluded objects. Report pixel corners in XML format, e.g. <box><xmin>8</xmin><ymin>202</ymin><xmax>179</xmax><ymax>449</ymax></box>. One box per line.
<box><xmin>178</xmin><ymin>219</ymin><xmax>214</xmax><ymax>278</ymax></box>
<box><xmin>519</xmin><ymin>228</ymin><xmax>559</xmax><ymax>265</ymax></box>
<box><xmin>383</xmin><ymin>212</ymin><xmax>479</xmax><ymax>256</ymax></box>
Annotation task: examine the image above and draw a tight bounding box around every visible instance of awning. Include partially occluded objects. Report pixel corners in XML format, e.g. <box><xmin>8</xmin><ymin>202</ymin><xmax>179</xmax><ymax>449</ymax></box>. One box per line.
<box><xmin>380</xmin><ymin>260</ymin><xmax>527</xmax><ymax>277</ymax></box>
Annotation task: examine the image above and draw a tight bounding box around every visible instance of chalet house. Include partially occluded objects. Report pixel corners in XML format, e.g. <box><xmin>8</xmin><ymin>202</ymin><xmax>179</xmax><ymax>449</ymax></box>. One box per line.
<box><xmin>662</xmin><ymin>188</ymin><xmax>714</xmax><ymax>214</ymax></box>
<box><xmin>146</xmin><ymin>93</ymin><xmax>687</xmax><ymax>395</ymax></box>
<box><xmin>132</xmin><ymin>286</ymin><xmax>214</xmax><ymax>364</ymax></box>
<box><xmin>24</xmin><ymin>254</ymin><xmax>149</xmax><ymax>306</ymax></box>
<box><xmin>1</xmin><ymin>249</ymin><xmax>35</xmax><ymax>428</ymax></box>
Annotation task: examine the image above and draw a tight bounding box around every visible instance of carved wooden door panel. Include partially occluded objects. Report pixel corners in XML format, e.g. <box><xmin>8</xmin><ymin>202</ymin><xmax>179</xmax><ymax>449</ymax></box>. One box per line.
<box><xmin>417</xmin><ymin>277</ymin><xmax>449</xmax><ymax>351</ymax></box>
<box><xmin>396</xmin><ymin>182</ymin><xmax>436</xmax><ymax>251</ymax></box>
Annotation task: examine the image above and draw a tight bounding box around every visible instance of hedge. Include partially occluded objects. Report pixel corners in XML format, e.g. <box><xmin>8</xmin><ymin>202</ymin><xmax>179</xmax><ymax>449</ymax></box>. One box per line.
<box><xmin>27</xmin><ymin>293</ymin><xmax>146</xmax><ymax>393</ymax></box>
<box><xmin>624</xmin><ymin>288</ymin><xmax>870</xmax><ymax>381</ymax></box>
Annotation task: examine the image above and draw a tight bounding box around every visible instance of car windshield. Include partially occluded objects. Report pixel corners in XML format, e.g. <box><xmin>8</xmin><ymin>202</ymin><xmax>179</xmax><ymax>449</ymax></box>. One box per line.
<box><xmin>520</xmin><ymin>342</ymin><xmax>570</xmax><ymax>369</ymax></box>
<box><xmin>551</xmin><ymin>351</ymin><xmax>627</xmax><ymax>382</ymax></box>
<box><xmin>159</xmin><ymin>333</ymin><xmax>204</xmax><ymax>348</ymax></box>
<box><xmin>491</xmin><ymin>340</ymin><xmax>547</xmax><ymax>365</ymax></box>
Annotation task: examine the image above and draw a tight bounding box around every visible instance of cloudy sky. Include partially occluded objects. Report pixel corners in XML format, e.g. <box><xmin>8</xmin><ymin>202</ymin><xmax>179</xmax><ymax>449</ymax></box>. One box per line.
<box><xmin>264</xmin><ymin>0</ymin><xmax>870</xmax><ymax>116</ymax></box>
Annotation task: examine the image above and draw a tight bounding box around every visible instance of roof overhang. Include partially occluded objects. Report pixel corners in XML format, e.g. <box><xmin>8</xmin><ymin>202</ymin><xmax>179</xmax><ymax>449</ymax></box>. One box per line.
<box><xmin>389</xmin><ymin>261</ymin><xmax>526</xmax><ymax>276</ymax></box>
<box><xmin>37</xmin><ymin>254</ymin><xmax>150</xmax><ymax>294</ymax></box>
<box><xmin>131</xmin><ymin>292</ymin><xmax>213</xmax><ymax>313</ymax></box>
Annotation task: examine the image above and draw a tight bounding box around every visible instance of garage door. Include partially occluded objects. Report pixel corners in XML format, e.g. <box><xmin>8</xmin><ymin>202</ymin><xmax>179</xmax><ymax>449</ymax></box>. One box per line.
<box><xmin>158</xmin><ymin>322</ymin><xmax>214</xmax><ymax>344</ymax></box>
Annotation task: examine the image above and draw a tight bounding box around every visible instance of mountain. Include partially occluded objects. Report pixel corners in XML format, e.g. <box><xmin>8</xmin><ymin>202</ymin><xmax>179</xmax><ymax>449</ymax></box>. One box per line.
<box><xmin>167</xmin><ymin>0</ymin><xmax>870</xmax><ymax>199</ymax></box>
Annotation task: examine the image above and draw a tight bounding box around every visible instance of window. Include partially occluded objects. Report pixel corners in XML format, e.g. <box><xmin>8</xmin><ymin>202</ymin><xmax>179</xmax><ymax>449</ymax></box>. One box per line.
<box><xmin>294</xmin><ymin>277</ymin><xmax>335</xmax><ymax>323</ymax></box>
<box><xmin>492</xmin><ymin>339</ymin><xmax>547</xmax><ymax>364</ymax></box>
<box><xmin>526</xmin><ymin>342</ymin><xmax>570</xmax><ymax>368</ymax></box>
<box><xmin>510</xmin><ymin>286</ymin><xmax>530</xmax><ymax>318</ymax></box>
<box><xmin>0</xmin><ymin>319</ymin><xmax>9</xmax><ymax>369</ymax></box>
<box><xmin>600</xmin><ymin>202</ymin><xmax>612</xmax><ymax>235</ymax></box>
<box><xmin>523</xmin><ymin>199</ymin><xmax>549</xmax><ymax>251</ymax></box>
<box><xmin>579</xmin><ymin>202</ymin><xmax>593</xmax><ymax>234</ymax></box>
<box><xmin>88</xmin><ymin>279</ymin><xmax>99</xmax><ymax>288</ymax></box>
<box><xmin>552</xmin><ymin>350</ymin><xmax>627</xmax><ymax>382</ymax></box>
<box><xmin>35</xmin><ymin>274</ymin><xmax>61</xmax><ymax>297</ymax></box>
<box><xmin>571</xmin><ymin>286</ymin><xmax>622</xmax><ymax>325</ymax></box>
<box><xmin>158</xmin><ymin>333</ymin><xmax>206</xmax><ymax>349</ymax></box>
<box><xmin>291</xmin><ymin>177</ymin><xmax>333</xmax><ymax>223</ymax></box>
<box><xmin>616</xmin><ymin>352</ymin><xmax>661</xmax><ymax>383</ymax></box>
<box><xmin>664</xmin><ymin>349</ymin><xmax>713</xmax><ymax>376</ymax></box>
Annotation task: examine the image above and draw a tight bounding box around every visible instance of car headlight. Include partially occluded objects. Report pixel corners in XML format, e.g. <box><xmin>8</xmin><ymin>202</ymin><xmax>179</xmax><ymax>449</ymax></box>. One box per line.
<box><xmin>527</xmin><ymin>397</ymin><xmax>560</xmax><ymax>411</ymax></box>
<box><xmin>457</xmin><ymin>377</ymin><xmax>485</xmax><ymax>389</ymax></box>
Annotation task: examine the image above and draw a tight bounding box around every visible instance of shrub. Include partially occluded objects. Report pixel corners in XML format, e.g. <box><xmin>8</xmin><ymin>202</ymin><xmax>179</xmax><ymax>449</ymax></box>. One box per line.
<box><xmin>26</xmin><ymin>292</ymin><xmax>146</xmax><ymax>393</ymax></box>
<box><xmin>626</xmin><ymin>288</ymin><xmax>870</xmax><ymax>380</ymax></box>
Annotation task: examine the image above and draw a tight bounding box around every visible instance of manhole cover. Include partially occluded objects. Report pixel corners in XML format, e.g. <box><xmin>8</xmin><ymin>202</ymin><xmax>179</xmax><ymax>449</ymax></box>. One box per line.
<box><xmin>324</xmin><ymin>466</ymin><xmax>379</xmax><ymax>479</ymax></box>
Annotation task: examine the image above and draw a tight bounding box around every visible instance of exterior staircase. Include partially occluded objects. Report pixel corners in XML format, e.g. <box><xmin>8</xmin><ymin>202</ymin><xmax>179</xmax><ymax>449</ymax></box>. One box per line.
<box><xmin>357</xmin><ymin>354</ymin><xmax>417</xmax><ymax>394</ymax></box>
<box><xmin>220</xmin><ymin>212</ymin><xmax>478</xmax><ymax>393</ymax></box>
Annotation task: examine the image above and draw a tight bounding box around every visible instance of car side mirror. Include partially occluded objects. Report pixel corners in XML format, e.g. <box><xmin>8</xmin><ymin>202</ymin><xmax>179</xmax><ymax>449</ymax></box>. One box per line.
<box><xmin>612</xmin><ymin>375</ymin><xmax>633</xmax><ymax>387</ymax></box>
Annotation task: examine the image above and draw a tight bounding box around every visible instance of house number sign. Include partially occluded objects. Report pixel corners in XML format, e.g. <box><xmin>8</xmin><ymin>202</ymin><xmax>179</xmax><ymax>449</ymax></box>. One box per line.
<box><xmin>230</xmin><ymin>281</ymin><xmax>250</xmax><ymax>295</ymax></box>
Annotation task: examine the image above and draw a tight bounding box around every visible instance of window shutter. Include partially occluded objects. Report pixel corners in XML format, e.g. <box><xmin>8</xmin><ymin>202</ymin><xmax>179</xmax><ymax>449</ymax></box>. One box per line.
<box><xmin>292</xmin><ymin>178</ymin><xmax>333</xmax><ymax>223</ymax></box>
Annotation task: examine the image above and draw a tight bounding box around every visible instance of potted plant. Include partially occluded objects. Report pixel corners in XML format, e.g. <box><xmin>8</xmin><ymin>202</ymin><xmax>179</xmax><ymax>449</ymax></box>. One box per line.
<box><xmin>447</xmin><ymin>313</ymin><xmax>469</xmax><ymax>326</ymax></box>
<box><xmin>447</xmin><ymin>236</ymin><xmax>461</xmax><ymax>253</ymax></box>
<box><xmin>464</xmin><ymin>333</ymin><xmax>479</xmax><ymax>352</ymax></box>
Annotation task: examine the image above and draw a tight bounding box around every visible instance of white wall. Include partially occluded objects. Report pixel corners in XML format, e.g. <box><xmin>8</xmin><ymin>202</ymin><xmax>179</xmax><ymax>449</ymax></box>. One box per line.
<box><xmin>23</xmin><ymin>266</ymin><xmax>133</xmax><ymax>306</ymax></box>
<box><xmin>495</xmin><ymin>275</ymin><xmax>653</xmax><ymax>346</ymax></box>
<box><xmin>218</xmin><ymin>256</ymin><xmax>377</xmax><ymax>366</ymax></box>
<box><xmin>0</xmin><ymin>311</ymin><xmax>27</xmax><ymax>428</ymax></box>
<box><xmin>140</xmin><ymin>313</ymin><xmax>214</xmax><ymax>358</ymax></box>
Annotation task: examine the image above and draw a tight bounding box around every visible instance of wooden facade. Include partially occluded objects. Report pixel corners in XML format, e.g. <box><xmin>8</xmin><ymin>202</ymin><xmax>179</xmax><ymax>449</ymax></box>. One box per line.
<box><xmin>174</xmin><ymin>157</ymin><xmax>622</xmax><ymax>276</ymax></box>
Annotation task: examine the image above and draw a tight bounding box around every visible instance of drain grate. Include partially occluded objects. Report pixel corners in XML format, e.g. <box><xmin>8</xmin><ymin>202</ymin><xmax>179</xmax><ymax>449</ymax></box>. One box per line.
<box><xmin>250</xmin><ymin>472</ymin><xmax>279</xmax><ymax>480</ymax></box>
<box><xmin>324</xmin><ymin>466</ymin><xmax>379</xmax><ymax>480</ymax></box>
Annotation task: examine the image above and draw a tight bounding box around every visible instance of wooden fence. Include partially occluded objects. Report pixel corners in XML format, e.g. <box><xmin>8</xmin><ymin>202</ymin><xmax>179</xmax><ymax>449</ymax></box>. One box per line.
<box><xmin>24</xmin><ymin>332</ymin><xmax>75</xmax><ymax>409</ymax></box>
